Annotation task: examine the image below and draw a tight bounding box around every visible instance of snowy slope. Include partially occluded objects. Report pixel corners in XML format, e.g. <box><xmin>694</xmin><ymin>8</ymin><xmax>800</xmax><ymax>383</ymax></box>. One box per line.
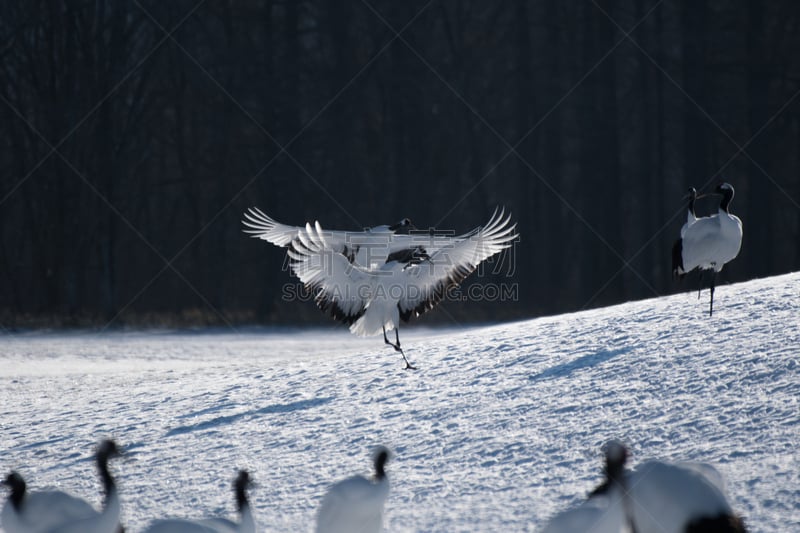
<box><xmin>1</xmin><ymin>273</ymin><xmax>798</xmax><ymax>532</ymax></box>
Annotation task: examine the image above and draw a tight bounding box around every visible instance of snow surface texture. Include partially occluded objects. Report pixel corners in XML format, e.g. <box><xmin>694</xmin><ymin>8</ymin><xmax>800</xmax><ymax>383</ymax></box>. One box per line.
<box><xmin>2</xmin><ymin>273</ymin><xmax>799</xmax><ymax>532</ymax></box>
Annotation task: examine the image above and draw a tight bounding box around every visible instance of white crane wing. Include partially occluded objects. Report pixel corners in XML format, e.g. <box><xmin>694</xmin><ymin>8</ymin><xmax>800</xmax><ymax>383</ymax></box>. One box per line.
<box><xmin>272</xmin><ymin>208</ymin><xmax>517</xmax><ymax>327</ymax></box>
<box><xmin>287</xmin><ymin>222</ymin><xmax>375</xmax><ymax>325</ymax></box>
<box><xmin>395</xmin><ymin>209</ymin><xmax>517</xmax><ymax>321</ymax></box>
<box><xmin>242</xmin><ymin>208</ymin><xmax>403</xmax><ymax>265</ymax></box>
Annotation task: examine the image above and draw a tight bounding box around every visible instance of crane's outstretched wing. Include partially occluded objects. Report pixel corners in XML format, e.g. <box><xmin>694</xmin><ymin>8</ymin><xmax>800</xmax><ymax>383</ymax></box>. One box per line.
<box><xmin>242</xmin><ymin>208</ymin><xmax>400</xmax><ymax>263</ymax></box>
<box><xmin>242</xmin><ymin>207</ymin><xmax>317</xmax><ymax>247</ymax></box>
<box><xmin>278</xmin><ymin>209</ymin><xmax>516</xmax><ymax>327</ymax></box>
<box><xmin>287</xmin><ymin>221</ymin><xmax>374</xmax><ymax>325</ymax></box>
<box><xmin>395</xmin><ymin>208</ymin><xmax>517</xmax><ymax>321</ymax></box>
<box><xmin>243</xmin><ymin>207</ymin><xmax>514</xmax><ymax>269</ymax></box>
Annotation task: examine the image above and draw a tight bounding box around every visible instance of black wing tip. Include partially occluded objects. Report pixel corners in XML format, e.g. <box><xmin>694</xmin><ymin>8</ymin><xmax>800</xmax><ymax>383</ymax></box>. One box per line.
<box><xmin>398</xmin><ymin>264</ymin><xmax>475</xmax><ymax>323</ymax></box>
<box><xmin>311</xmin><ymin>285</ymin><xmax>365</xmax><ymax>326</ymax></box>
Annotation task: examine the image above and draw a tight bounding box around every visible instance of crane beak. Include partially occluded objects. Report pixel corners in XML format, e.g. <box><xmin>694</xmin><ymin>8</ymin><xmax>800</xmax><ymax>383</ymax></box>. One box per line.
<box><xmin>693</xmin><ymin>192</ymin><xmax>718</xmax><ymax>200</ymax></box>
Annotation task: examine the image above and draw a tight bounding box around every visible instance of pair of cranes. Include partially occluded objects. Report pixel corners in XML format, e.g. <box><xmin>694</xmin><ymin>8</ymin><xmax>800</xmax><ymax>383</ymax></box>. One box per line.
<box><xmin>672</xmin><ymin>183</ymin><xmax>744</xmax><ymax>317</ymax></box>
<box><xmin>243</xmin><ymin>183</ymin><xmax>742</xmax><ymax>368</ymax></box>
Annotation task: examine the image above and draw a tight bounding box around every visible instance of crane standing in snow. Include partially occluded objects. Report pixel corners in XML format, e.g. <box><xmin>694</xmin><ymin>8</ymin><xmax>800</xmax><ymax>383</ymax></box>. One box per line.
<box><xmin>542</xmin><ymin>440</ymin><xmax>747</xmax><ymax>533</ymax></box>
<box><xmin>143</xmin><ymin>470</ymin><xmax>255</xmax><ymax>533</ymax></box>
<box><xmin>243</xmin><ymin>208</ymin><xmax>517</xmax><ymax>369</ymax></box>
<box><xmin>672</xmin><ymin>183</ymin><xmax>743</xmax><ymax>316</ymax></box>
<box><xmin>541</xmin><ymin>441</ymin><xmax>636</xmax><ymax>533</ymax></box>
<box><xmin>2</xmin><ymin>440</ymin><xmax>124</xmax><ymax>533</ymax></box>
<box><xmin>315</xmin><ymin>447</ymin><xmax>391</xmax><ymax>533</ymax></box>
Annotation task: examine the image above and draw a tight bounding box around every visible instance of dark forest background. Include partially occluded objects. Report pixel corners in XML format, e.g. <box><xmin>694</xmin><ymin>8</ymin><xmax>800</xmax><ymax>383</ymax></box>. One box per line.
<box><xmin>1</xmin><ymin>0</ymin><xmax>799</xmax><ymax>330</ymax></box>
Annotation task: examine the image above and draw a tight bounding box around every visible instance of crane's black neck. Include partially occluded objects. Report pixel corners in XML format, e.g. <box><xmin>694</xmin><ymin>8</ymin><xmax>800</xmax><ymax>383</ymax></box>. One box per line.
<box><xmin>606</xmin><ymin>458</ymin><xmax>625</xmax><ymax>486</ymax></box>
<box><xmin>374</xmin><ymin>450</ymin><xmax>389</xmax><ymax>481</ymax></box>
<box><xmin>719</xmin><ymin>188</ymin><xmax>734</xmax><ymax>213</ymax></box>
<box><xmin>234</xmin><ymin>471</ymin><xmax>250</xmax><ymax>512</ymax></box>
<box><xmin>604</xmin><ymin>449</ymin><xmax>639</xmax><ymax>533</ymax></box>
<box><xmin>96</xmin><ymin>444</ymin><xmax>117</xmax><ymax>502</ymax></box>
<box><xmin>99</xmin><ymin>459</ymin><xmax>115</xmax><ymax>501</ymax></box>
<box><xmin>590</xmin><ymin>443</ymin><xmax>627</xmax><ymax>497</ymax></box>
<box><xmin>5</xmin><ymin>474</ymin><xmax>26</xmax><ymax>511</ymax></box>
<box><xmin>388</xmin><ymin>218</ymin><xmax>412</xmax><ymax>232</ymax></box>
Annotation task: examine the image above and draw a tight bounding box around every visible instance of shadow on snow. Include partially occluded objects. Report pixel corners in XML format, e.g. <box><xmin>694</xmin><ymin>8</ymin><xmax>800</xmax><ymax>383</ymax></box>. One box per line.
<box><xmin>528</xmin><ymin>347</ymin><xmax>631</xmax><ymax>382</ymax></box>
<box><xmin>165</xmin><ymin>397</ymin><xmax>333</xmax><ymax>437</ymax></box>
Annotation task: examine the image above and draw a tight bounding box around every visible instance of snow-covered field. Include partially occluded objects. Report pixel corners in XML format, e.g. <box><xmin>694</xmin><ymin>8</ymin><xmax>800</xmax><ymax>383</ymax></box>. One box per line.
<box><xmin>2</xmin><ymin>273</ymin><xmax>799</xmax><ymax>532</ymax></box>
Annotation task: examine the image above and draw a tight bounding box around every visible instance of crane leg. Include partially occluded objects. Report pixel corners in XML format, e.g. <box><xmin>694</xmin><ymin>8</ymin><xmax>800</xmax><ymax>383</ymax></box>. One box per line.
<box><xmin>697</xmin><ymin>270</ymin><xmax>704</xmax><ymax>299</ymax></box>
<box><xmin>709</xmin><ymin>271</ymin><xmax>716</xmax><ymax>317</ymax></box>
<box><xmin>383</xmin><ymin>326</ymin><xmax>416</xmax><ymax>370</ymax></box>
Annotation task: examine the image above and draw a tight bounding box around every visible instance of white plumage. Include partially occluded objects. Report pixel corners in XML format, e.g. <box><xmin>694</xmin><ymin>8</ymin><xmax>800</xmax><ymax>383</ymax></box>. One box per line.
<box><xmin>243</xmin><ymin>208</ymin><xmax>517</xmax><ymax>368</ymax></box>
<box><xmin>540</xmin><ymin>440</ymin><xmax>634</xmax><ymax>533</ymax></box>
<box><xmin>2</xmin><ymin>472</ymin><xmax>98</xmax><ymax>533</ymax></box>
<box><xmin>625</xmin><ymin>460</ymin><xmax>744</xmax><ymax>533</ymax></box>
<box><xmin>541</xmin><ymin>441</ymin><xmax>746</xmax><ymax>533</ymax></box>
<box><xmin>48</xmin><ymin>440</ymin><xmax>123</xmax><ymax>533</ymax></box>
<box><xmin>672</xmin><ymin>183</ymin><xmax>743</xmax><ymax>316</ymax></box>
<box><xmin>315</xmin><ymin>448</ymin><xmax>390</xmax><ymax>533</ymax></box>
<box><xmin>540</xmin><ymin>497</ymin><xmax>626</xmax><ymax>533</ymax></box>
<box><xmin>142</xmin><ymin>470</ymin><xmax>255</xmax><ymax>533</ymax></box>
<box><xmin>2</xmin><ymin>440</ymin><xmax>123</xmax><ymax>533</ymax></box>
